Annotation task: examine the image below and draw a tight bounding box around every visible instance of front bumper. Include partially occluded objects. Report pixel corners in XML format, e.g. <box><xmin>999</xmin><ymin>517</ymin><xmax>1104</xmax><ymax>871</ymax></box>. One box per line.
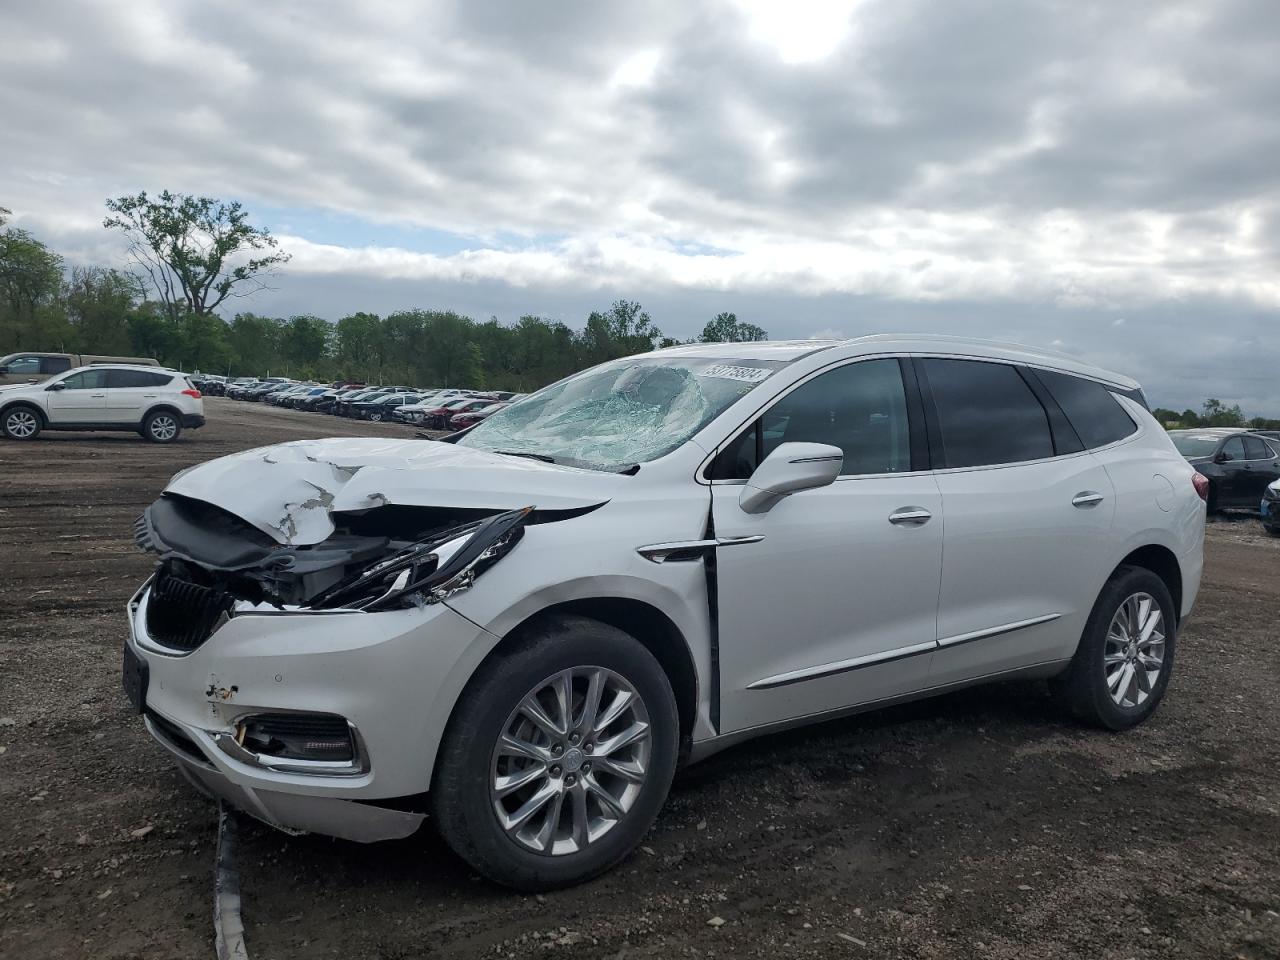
<box><xmin>126</xmin><ymin>581</ymin><xmax>496</xmax><ymax>841</ymax></box>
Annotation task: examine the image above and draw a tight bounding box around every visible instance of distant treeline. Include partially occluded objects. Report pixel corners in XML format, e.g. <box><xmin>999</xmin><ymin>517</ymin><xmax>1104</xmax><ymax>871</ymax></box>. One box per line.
<box><xmin>0</xmin><ymin>209</ymin><xmax>767</xmax><ymax>390</ymax></box>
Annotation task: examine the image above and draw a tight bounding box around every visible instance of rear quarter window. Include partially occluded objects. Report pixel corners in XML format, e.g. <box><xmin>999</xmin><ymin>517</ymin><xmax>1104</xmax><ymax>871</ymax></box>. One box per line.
<box><xmin>1034</xmin><ymin>369</ymin><xmax>1137</xmax><ymax>449</ymax></box>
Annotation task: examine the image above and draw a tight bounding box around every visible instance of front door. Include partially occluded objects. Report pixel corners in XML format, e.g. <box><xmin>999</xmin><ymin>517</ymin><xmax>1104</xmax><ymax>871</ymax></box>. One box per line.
<box><xmin>710</xmin><ymin>357</ymin><xmax>944</xmax><ymax>734</ymax></box>
<box><xmin>45</xmin><ymin>369</ymin><xmax>109</xmax><ymax>424</ymax></box>
<box><xmin>1241</xmin><ymin>435</ymin><xmax>1280</xmax><ymax>504</ymax></box>
<box><xmin>1217</xmin><ymin>435</ymin><xmax>1249</xmax><ymax>507</ymax></box>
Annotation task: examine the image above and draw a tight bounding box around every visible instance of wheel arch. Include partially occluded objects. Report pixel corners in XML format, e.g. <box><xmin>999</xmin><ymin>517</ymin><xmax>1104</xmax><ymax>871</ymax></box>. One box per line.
<box><xmin>144</xmin><ymin>403</ymin><xmax>184</xmax><ymax>423</ymax></box>
<box><xmin>461</xmin><ymin>597</ymin><xmax>700</xmax><ymax>761</ymax></box>
<box><xmin>0</xmin><ymin>401</ymin><xmax>46</xmax><ymax>429</ymax></box>
<box><xmin>1114</xmin><ymin>544</ymin><xmax>1182</xmax><ymax>624</ymax></box>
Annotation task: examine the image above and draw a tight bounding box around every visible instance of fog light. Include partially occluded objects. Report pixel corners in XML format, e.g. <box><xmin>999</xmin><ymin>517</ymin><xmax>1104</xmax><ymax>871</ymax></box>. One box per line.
<box><xmin>236</xmin><ymin>713</ymin><xmax>354</xmax><ymax>763</ymax></box>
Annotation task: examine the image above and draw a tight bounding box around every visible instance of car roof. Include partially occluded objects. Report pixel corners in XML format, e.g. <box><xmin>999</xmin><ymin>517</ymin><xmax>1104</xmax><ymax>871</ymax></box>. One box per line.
<box><xmin>62</xmin><ymin>363</ymin><xmax>181</xmax><ymax>375</ymax></box>
<box><xmin>651</xmin><ymin>334</ymin><xmax>1141</xmax><ymax>390</ymax></box>
<box><xmin>1168</xmin><ymin>427</ymin><xmax>1247</xmax><ymax>436</ymax></box>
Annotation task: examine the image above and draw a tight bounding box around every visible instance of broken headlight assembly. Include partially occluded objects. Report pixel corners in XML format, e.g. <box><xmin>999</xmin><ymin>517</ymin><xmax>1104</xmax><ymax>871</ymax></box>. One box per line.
<box><xmin>308</xmin><ymin>506</ymin><xmax>532</xmax><ymax>611</ymax></box>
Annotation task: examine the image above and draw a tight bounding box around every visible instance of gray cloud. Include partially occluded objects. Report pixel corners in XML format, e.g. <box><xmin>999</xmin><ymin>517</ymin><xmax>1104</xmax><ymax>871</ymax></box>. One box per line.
<box><xmin>0</xmin><ymin>0</ymin><xmax>1277</xmax><ymax>410</ymax></box>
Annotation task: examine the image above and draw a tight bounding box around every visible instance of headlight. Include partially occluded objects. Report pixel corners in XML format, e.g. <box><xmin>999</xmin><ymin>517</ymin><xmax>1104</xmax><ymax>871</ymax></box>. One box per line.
<box><xmin>310</xmin><ymin>506</ymin><xmax>531</xmax><ymax>611</ymax></box>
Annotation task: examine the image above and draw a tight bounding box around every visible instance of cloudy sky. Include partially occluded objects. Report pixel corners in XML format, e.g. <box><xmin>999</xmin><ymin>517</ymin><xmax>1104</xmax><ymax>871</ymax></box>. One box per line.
<box><xmin>2</xmin><ymin>0</ymin><xmax>1278</xmax><ymax>411</ymax></box>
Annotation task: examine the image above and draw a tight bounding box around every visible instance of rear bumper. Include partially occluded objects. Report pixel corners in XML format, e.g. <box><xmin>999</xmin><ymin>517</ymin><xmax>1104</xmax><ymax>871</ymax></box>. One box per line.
<box><xmin>182</xmin><ymin>414</ymin><xmax>206</xmax><ymax>429</ymax></box>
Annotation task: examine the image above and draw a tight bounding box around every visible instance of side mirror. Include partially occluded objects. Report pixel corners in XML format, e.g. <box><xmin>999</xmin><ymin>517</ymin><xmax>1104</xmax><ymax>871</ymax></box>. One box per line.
<box><xmin>46</xmin><ymin>381</ymin><xmax>67</xmax><ymax>391</ymax></box>
<box><xmin>739</xmin><ymin>442</ymin><xmax>843</xmax><ymax>514</ymax></box>
<box><xmin>1214</xmin><ymin>451</ymin><xmax>1232</xmax><ymax>463</ymax></box>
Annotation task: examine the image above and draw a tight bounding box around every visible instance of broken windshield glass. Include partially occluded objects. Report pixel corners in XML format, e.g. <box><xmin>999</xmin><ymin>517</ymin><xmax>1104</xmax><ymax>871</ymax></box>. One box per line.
<box><xmin>459</xmin><ymin>356</ymin><xmax>785</xmax><ymax>471</ymax></box>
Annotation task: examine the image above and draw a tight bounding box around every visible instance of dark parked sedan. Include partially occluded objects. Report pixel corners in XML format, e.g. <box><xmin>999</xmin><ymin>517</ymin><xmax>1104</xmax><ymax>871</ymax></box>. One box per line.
<box><xmin>1170</xmin><ymin>429</ymin><xmax>1280</xmax><ymax>512</ymax></box>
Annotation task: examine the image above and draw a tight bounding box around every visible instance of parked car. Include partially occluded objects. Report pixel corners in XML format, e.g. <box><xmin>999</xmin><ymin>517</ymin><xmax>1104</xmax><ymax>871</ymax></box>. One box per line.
<box><xmin>1</xmin><ymin>364</ymin><xmax>204</xmax><ymax>442</ymax></box>
<box><xmin>420</xmin><ymin>397</ymin><xmax>493</xmax><ymax>429</ymax></box>
<box><xmin>125</xmin><ymin>336</ymin><xmax>1204</xmax><ymax>890</ymax></box>
<box><xmin>449</xmin><ymin>401</ymin><xmax>510</xmax><ymax>430</ymax></box>
<box><xmin>296</xmin><ymin>389</ymin><xmax>341</xmax><ymax>412</ymax></box>
<box><xmin>1261</xmin><ymin>481</ymin><xmax>1280</xmax><ymax>536</ymax></box>
<box><xmin>0</xmin><ymin>351</ymin><xmax>160</xmax><ymax>385</ymax></box>
<box><xmin>349</xmin><ymin>392</ymin><xmax>423</xmax><ymax>421</ymax></box>
<box><xmin>1169</xmin><ymin>428</ymin><xmax>1280</xmax><ymax>512</ymax></box>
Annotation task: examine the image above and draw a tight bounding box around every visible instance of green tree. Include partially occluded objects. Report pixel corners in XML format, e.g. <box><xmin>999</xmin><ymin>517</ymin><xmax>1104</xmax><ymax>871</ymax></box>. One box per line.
<box><xmin>698</xmin><ymin>311</ymin><xmax>768</xmax><ymax>343</ymax></box>
<box><xmin>63</xmin><ymin>267</ymin><xmax>139</xmax><ymax>355</ymax></box>
<box><xmin>1200</xmin><ymin>398</ymin><xmax>1244</xmax><ymax>428</ymax></box>
<box><xmin>103</xmin><ymin>191</ymin><xmax>290</xmax><ymax>321</ymax></box>
<box><xmin>0</xmin><ymin>225</ymin><xmax>65</xmax><ymax>351</ymax></box>
<box><xmin>281</xmin><ymin>314</ymin><xmax>331</xmax><ymax>374</ymax></box>
<box><xmin>333</xmin><ymin>312</ymin><xmax>383</xmax><ymax>382</ymax></box>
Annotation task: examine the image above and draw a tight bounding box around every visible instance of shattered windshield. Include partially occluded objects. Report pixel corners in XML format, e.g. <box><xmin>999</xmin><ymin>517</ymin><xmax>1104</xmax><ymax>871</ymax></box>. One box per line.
<box><xmin>460</xmin><ymin>355</ymin><xmax>785</xmax><ymax>471</ymax></box>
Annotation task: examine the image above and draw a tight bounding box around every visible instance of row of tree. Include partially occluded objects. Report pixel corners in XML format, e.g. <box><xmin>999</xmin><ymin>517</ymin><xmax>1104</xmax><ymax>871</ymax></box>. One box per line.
<box><xmin>0</xmin><ymin>196</ymin><xmax>768</xmax><ymax>390</ymax></box>
<box><xmin>1151</xmin><ymin>399</ymin><xmax>1280</xmax><ymax>432</ymax></box>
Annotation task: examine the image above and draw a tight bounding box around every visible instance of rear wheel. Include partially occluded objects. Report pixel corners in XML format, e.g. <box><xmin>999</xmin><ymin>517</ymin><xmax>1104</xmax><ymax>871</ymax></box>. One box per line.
<box><xmin>1</xmin><ymin>405</ymin><xmax>42</xmax><ymax>441</ymax></box>
<box><xmin>432</xmin><ymin>615</ymin><xmax>679</xmax><ymax>891</ymax></box>
<box><xmin>142</xmin><ymin>410</ymin><xmax>181</xmax><ymax>443</ymax></box>
<box><xmin>1050</xmin><ymin>566</ymin><xmax>1177</xmax><ymax>730</ymax></box>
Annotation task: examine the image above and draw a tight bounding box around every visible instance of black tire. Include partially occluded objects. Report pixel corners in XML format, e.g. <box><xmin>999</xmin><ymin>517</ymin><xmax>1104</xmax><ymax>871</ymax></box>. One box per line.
<box><xmin>1050</xmin><ymin>565</ymin><xmax>1177</xmax><ymax>730</ymax></box>
<box><xmin>142</xmin><ymin>409</ymin><xmax>182</xmax><ymax>444</ymax></box>
<box><xmin>1205</xmin><ymin>480</ymin><xmax>1220</xmax><ymax>514</ymax></box>
<box><xmin>431</xmin><ymin>615</ymin><xmax>679</xmax><ymax>891</ymax></box>
<box><xmin>1</xmin><ymin>404</ymin><xmax>43</xmax><ymax>441</ymax></box>
<box><xmin>1264</xmin><ymin>524</ymin><xmax>1280</xmax><ymax>538</ymax></box>
<box><xmin>369</xmin><ymin>411</ymin><xmax>383</xmax><ymax>422</ymax></box>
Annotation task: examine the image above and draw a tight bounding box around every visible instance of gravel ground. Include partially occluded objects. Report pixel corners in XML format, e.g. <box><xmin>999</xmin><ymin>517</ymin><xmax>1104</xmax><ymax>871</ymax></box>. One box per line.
<box><xmin>1</xmin><ymin>398</ymin><xmax>1277</xmax><ymax>959</ymax></box>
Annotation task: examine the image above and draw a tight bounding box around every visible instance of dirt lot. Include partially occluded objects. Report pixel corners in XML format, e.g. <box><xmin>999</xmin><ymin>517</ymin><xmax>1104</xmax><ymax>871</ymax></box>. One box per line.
<box><xmin>2</xmin><ymin>398</ymin><xmax>1278</xmax><ymax>959</ymax></box>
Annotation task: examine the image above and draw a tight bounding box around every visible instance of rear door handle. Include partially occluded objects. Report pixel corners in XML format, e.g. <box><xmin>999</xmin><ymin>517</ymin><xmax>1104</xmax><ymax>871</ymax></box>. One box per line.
<box><xmin>1072</xmin><ymin>492</ymin><xmax>1105</xmax><ymax>508</ymax></box>
<box><xmin>89</xmin><ymin>393</ymin><xmax>106</xmax><ymax>398</ymax></box>
<box><xmin>889</xmin><ymin>507</ymin><xmax>932</xmax><ymax>525</ymax></box>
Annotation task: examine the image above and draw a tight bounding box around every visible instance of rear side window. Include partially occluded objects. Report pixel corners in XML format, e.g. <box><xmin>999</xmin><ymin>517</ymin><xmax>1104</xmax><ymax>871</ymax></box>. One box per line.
<box><xmin>40</xmin><ymin>357</ymin><xmax>72</xmax><ymax>374</ymax></box>
<box><xmin>1035</xmin><ymin>369</ymin><xmax>1137</xmax><ymax>449</ymax></box>
<box><xmin>921</xmin><ymin>358</ymin><xmax>1054</xmax><ymax>468</ymax></box>
<box><xmin>1244</xmin><ymin>436</ymin><xmax>1273</xmax><ymax>461</ymax></box>
<box><xmin>106</xmin><ymin>370</ymin><xmax>174</xmax><ymax>388</ymax></box>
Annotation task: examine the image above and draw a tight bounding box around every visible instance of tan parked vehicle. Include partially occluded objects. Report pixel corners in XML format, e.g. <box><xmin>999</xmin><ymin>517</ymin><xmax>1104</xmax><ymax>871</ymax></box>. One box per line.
<box><xmin>0</xmin><ymin>352</ymin><xmax>159</xmax><ymax>385</ymax></box>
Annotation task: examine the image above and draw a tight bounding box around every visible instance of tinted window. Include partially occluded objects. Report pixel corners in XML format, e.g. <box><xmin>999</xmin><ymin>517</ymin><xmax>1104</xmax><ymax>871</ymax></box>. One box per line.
<box><xmin>1036</xmin><ymin>369</ymin><xmax>1137</xmax><ymax>449</ymax></box>
<box><xmin>1244</xmin><ymin>436</ymin><xmax>1272</xmax><ymax>461</ymax></box>
<box><xmin>923</xmin><ymin>359</ymin><xmax>1053</xmax><ymax>468</ymax></box>
<box><xmin>712</xmin><ymin>358</ymin><xmax>910</xmax><ymax>479</ymax></box>
<box><xmin>61</xmin><ymin>370</ymin><xmax>109</xmax><ymax>390</ymax></box>
<box><xmin>1221</xmin><ymin>436</ymin><xmax>1246</xmax><ymax>461</ymax></box>
<box><xmin>40</xmin><ymin>357</ymin><xmax>72</xmax><ymax>374</ymax></box>
<box><xmin>106</xmin><ymin>369</ymin><xmax>173</xmax><ymax>388</ymax></box>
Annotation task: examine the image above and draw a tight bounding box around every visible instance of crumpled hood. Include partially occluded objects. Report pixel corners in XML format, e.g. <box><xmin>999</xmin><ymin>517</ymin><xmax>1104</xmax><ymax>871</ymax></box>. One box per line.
<box><xmin>166</xmin><ymin>437</ymin><xmax>623</xmax><ymax>545</ymax></box>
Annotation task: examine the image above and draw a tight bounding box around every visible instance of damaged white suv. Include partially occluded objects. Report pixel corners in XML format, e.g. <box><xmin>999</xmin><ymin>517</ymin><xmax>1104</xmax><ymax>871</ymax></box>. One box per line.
<box><xmin>124</xmin><ymin>336</ymin><xmax>1205</xmax><ymax>890</ymax></box>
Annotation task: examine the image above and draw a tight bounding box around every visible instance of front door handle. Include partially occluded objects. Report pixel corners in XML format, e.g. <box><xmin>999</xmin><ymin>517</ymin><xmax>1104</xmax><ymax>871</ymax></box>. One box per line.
<box><xmin>1072</xmin><ymin>492</ymin><xmax>1105</xmax><ymax>508</ymax></box>
<box><xmin>89</xmin><ymin>393</ymin><xmax>106</xmax><ymax>398</ymax></box>
<box><xmin>889</xmin><ymin>507</ymin><xmax>932</xmax><ymax>525</ymax></box>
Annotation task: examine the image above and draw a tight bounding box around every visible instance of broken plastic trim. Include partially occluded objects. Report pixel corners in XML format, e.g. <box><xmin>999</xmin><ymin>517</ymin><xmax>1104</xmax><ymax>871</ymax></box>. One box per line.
<box><xmin>308</xmin><ymin>506</ymin><xmax>533</xmax><ymax>611</ymax></box>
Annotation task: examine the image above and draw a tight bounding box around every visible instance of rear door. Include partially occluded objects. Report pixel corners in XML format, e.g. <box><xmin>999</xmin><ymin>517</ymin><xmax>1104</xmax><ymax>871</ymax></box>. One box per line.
<box><xmin>918</xmin><ymin>358</ymin><xmax>1118</xmax><ymax>685</ymax></box>
<box><xmin>104</xmin><ymin>369</ymin><xmax>173</xmax><ymax>423</ymax></box>
<box><xmin>1243</xmin><ymin>436</ymin><xmax>1280</xmax><ymax>502</ymax></box>
<box><xmin>1217</xmin><ymin>436</ymin><xmax>1248</xmax><ymax>507</ymax></box>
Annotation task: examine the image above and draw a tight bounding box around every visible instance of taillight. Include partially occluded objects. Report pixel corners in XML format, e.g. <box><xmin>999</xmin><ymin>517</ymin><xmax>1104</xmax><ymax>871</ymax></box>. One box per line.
<box><xmin>181</xmin><ymin>388</ymin><xmax>201</xmax><ymax>398</ymax></box>
<box><xmin>1192</xmin><ymin>472</ymin><xmax>1209</xmax><ymax>502</ymax></box>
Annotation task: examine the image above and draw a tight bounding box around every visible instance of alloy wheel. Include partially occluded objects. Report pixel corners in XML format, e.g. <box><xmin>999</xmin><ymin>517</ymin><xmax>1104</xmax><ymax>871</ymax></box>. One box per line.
<box><xmin>149</xmin><ymin>415</ymin><xmax>177</xmax><ymax>441</ymax></box>
<box><xmin>491</xmin><ymin>667</ymin><xmax>651</xmax><ymax>856</ymax></box>
<box><xmin>6</xmin><ymin>409</ymin><xmax>37</xmax><ymax>438</ymax></box>
<box><xmin>1103</xmin><ymin>591</ymin><xmax>1166</xmax><ymax>708</ymax></box>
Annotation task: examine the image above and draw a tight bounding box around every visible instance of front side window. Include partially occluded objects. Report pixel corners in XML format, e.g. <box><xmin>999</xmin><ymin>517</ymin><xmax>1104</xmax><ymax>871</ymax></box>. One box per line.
<box><xmin>1221</xmin><ymin>436</ymin><xmax>1246</xmax><ymax>461</ymax></box>
<box><xmin>1035</xmin><ymin>369</ymin><xmax>1137</xmax><ymax>449</ymax></box>
<box><xmin>711</xmin><ymin>358</ymin><xmax>911</xmax><ymax>480</ymax></box>
<box><xmin>461</xmin><ymin>355</ymin><xmax>785</xmax><ymax>471</ymax></box>
<box><xmin>60</xmin><ymin>370</ymin><xmax>109</xmax><ymax>390</ymax></box>
<box><xmin>923</xmin><ymin>358</ymin><xmax>1054</xmax><ymax>468</ymax></box>
<box><xmin>6</xmin><ymin>357</ymin><xmax>41</xmax><ymax>375</ymax></box>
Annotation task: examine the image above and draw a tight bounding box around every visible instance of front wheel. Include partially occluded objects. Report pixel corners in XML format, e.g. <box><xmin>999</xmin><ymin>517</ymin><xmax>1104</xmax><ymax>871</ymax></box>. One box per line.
<box><xmin>431</xmin><ymin>615</ymin><xmax>679</xmax><ymax>891</ymax></box>
<box><xmin>369</xmin><ymin>411</ymin><xmax>383</xmax><ymax>422</ymax></box>
<box><xmin>2</xmin><ymin>405</ymin><xmax>42</xmax><ymax>441</ymax></box>
<box><xmin>142</xmin><ymin>410</ymin><xmax>181</xmax><ymax>443</ymax></box>
<box><xmin>1050</xmin><ymin>565</ymin><xmax>1177</xmax><ymax>730</ymax></box>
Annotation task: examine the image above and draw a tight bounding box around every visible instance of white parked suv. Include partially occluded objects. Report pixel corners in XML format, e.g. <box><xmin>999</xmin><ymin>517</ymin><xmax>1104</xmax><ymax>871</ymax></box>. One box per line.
<box><xmin>123</xmin><ymin>336</ymin><xmax>1204</xmax><ymax>889</ymax></box>
<box><xmin>0</xmin><ymin>364</ymin><xmax>205</xmax><ymax>443</ymax></box>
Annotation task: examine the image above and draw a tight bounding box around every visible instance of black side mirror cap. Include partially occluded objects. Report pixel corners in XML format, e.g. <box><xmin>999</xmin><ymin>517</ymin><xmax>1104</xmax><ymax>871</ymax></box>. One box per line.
<box><xmin>1214</xmin><ymin>451</ymin><xmax>1232</xmax><ymax>463</ymax></box>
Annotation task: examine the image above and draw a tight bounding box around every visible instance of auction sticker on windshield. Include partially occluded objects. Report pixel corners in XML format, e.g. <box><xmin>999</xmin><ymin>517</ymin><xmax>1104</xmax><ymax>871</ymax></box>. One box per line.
<box><xmin>699</xmin><ymin>364</ymin><xmax>772</xmax><ymax>383</ymax></box>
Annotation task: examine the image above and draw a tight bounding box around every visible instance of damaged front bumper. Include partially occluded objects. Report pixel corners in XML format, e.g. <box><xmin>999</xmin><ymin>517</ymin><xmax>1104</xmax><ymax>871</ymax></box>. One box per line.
<box><xmin>126</xmin><ymin>579</ymin><xmax>496</xmax><ymax>842</ymax></box>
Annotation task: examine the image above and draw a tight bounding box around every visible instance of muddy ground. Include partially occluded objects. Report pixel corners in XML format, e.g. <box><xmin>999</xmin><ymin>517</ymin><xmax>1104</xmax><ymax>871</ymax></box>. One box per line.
<box><xmin>1</xmin><ymin>398</ymin><xmax>1277</xmax><ymax>959</ymax></box>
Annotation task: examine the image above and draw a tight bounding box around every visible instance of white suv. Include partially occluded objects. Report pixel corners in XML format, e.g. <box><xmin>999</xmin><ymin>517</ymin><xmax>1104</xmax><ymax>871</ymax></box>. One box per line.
<box><xmin>0</xmin><ymin>364</ymin><xmax>205</xmax><ymax>443</ymax></box>
<box><xmin>123</xmin><ymin>336</ymin><xmax>1204</xmax><ymax>889</ymax></box>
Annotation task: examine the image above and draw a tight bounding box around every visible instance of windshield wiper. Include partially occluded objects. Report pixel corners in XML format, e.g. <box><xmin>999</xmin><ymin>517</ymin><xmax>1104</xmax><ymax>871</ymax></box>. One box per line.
<box><xmin>494</xmin><ymin>450</ymin><xmax>557</xmax><ymax>464</ymax></box>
